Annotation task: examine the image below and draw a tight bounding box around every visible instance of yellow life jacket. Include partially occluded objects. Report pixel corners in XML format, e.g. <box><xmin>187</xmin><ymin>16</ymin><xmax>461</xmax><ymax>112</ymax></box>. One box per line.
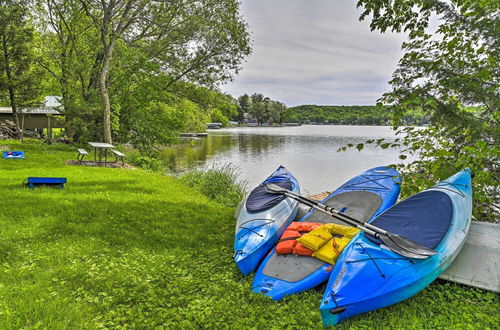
<box><xmin>297</xmin><ymin>223</ymin><xmax>360</xmax><ymax>264</ymax></box>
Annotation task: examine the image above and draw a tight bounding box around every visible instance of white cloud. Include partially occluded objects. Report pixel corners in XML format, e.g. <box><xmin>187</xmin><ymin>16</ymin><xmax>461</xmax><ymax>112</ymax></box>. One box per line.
<box><xmin>222</xmin><ymin>0</ymin><xmax>407</xmax><ymax>105</ymax></box>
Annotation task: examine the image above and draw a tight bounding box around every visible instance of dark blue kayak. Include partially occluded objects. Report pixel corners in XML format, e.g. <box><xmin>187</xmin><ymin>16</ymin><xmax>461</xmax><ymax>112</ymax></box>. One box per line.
<box><xmin>252</xmin><ymin>166</ymin><xmax>401</xmax><ymax>300</ymax></box>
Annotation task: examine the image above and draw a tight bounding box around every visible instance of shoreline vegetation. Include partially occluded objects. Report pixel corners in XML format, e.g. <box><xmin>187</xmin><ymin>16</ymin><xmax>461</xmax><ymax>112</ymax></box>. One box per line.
<box><xmin>0</xmin><ymin>141</ymin><xmax>497</xmax><ymax>328</ymax></box>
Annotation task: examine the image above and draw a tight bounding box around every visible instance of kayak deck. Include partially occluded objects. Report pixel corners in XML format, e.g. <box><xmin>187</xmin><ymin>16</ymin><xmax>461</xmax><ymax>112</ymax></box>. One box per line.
<box><xmin>261</xmin><ymin>190</ymin><xmax>382</xmax><ymax>281</ymax></box>
<box><xmin>252</xmin><ymin>166</ymin><xmax>401</xmax><ymax>300</ymax></box>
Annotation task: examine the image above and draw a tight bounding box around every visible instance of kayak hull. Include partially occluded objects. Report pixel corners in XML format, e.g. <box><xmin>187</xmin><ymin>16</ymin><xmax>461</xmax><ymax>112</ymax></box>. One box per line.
<box><xmin>252</xmin><ymin>166</ymin><xmax>401</xmax><ymax>299</ymax></box>
<box><xmin>320</xmin><ymin>169</ymin><xmax>472</xmax><ymax>326</ymax></box>
<box><xmin>234</xmin><ymin>166</ymin><xmax>300</xmax><ymax>275</ymax></box>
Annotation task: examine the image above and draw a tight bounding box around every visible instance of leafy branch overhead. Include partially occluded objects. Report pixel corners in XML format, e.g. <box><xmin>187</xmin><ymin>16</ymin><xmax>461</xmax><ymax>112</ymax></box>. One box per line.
<box><xmin>354</xmin><ymin>0</ymin><xmax>499</xmax><ymax>221</ymax></box>
<box><xmin>77</xmin><ymin>0</ymin><xmax>251</xmax><ymax>143</ymax></box>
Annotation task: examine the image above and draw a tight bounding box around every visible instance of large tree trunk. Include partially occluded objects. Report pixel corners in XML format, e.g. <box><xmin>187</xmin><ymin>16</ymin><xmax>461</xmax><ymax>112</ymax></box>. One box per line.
<box><xmin>1</xmin><ymin>35</ymin><xmax>22</xmax><ymax>139</ymax></box>
<box><xmin>99</xmin><ymin>36</ymin><xmax>116</xmax><ymax>144</ymax></box>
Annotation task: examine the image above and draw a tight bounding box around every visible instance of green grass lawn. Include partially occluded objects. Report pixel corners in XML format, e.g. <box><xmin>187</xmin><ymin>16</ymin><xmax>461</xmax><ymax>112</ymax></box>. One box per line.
<box><xmin>0</xmin><ymin>141</ymin><xmax>498</xmax><ymax>328</ymax></box>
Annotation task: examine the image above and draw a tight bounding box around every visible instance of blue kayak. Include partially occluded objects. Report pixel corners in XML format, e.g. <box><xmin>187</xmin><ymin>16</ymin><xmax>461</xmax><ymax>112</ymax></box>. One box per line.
<box><xmin>234</xmin><ymin>165</ymin><xmax>300</xmax><ymax>275</ymax></box>
<box><xmin>252</xmin><ymin>166</ymin><xmax>401</xmax><ymax>300</ymax></box>
<box><xmin>320</xmin><ymin>169</ymin><xmax>473</xmax><ymax>326</ymax></box>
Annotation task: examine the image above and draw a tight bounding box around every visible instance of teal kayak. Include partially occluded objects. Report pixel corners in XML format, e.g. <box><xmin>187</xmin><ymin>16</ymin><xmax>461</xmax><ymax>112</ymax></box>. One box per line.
<box><xmin>321</xmin><ymin>169</ymin><xmax>473</xmax><ymax>326</ymax></box>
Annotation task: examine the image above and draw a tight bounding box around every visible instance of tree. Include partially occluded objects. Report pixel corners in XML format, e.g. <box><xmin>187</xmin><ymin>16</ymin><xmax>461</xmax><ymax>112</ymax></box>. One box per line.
<box><xmin>36</xmin><ymin>0</ymin><xmax>102</xmax><ymax>139</ymax></box>
<box><xmin>356</xmin><ymin>0</ymin><xmax>499</xmax><ymax>220</ymax></box>
<box><xmin>0</xmin><ymin>0</ymin><xmax>42</xmax><ymax>139</ymax></box>
<box><xmin>79</xmin><ymin>0</ymin><xmax>251</xmax><ymax>144</ymax></box>
<box><xmin>237</xmin><ymin>93</ymin><xmax>252</xmax><ymax>121</ymax></box>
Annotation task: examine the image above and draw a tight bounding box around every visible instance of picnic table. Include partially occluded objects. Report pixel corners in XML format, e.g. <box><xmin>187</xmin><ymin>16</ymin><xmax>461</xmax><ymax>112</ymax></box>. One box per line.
<box><xmin>88</xmin><ymin>142</ymin><xmax>115</xmax><ymax>166</ymax></box>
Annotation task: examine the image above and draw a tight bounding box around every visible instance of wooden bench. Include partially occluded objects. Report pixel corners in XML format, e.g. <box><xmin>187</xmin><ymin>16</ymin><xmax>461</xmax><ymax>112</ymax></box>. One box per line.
<box><xmin>25</xmin><ymin>177</ymin><xmax>66</xmax><ymax>189</ymax></box>
<box><xmin>111</xmin><ymin>149</ymin><xmax>126</xmax><ymax>165</ymax></box>
<box><xmin>77</xmin><ymin>148</ymin><xmax>88</xmax><ymax>163</ymax></box>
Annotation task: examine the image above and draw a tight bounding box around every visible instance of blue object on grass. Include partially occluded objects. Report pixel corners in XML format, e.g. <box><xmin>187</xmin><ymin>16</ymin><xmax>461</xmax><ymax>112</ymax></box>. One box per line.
<box><xmin>234</xmin><ymin>165</ymin><xmax>300</xmax><ymax>275</ymax></box>
<box><xmin>251</xmin><ymin>166</ymin><xmax>401</xmax><ymax>300</ymax></box>
<box><xmin>320</xmin><ymin>169</ymin><xmax>472</xmax><ymax>326</ymax></box>
<box><xmin>3</xmin><ymin>151</ymin><xmax>25</xmax><ymax>159</ymax></box>
<box><xmin>26</xmin><ymin>177</ymin><xmax>67</xmax><ymax>189</ymax></box>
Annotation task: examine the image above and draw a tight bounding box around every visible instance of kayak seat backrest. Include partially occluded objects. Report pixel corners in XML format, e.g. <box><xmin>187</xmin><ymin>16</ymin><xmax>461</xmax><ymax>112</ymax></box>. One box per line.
<box><xmin>246</xmin><ymin>180</ymin><xmax>293</xmax><ymax>213</ymax></box>
<box><xmin>369</xmin><ymin>190</ymin><xmax>453</xmax><ymax>249</ymax></box>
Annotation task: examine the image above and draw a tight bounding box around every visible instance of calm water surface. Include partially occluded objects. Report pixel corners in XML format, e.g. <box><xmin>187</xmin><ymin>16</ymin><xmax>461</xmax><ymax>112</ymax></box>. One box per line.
<box><xmin>162</xmin><ymin>125</ymin><xmax>401</xmax><ymax>194</ymax></box>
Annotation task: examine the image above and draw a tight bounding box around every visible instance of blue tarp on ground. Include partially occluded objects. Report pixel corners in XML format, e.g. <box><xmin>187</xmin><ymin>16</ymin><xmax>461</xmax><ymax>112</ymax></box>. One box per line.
<box><xmin>368</xmin><ymin>190</ymin><xmax>453</xmax><ymax>249</ymax></box>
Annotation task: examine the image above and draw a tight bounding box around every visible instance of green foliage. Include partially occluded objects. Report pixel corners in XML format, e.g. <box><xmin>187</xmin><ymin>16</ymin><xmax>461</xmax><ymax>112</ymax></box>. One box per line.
<box><xmin>287</xmin><ymin>105</ymin><xmax>428</xmax><ymax>125</ymax></box>
<box><xmin>395</xmin><ymin>127</ymin><xmax>498</xmax><ymax>221</ymax></box>
<box><xmin>127</xmin><ymin>153</ymin><xmax>167</xmax><ymax>172</ymax></box>
<box><xmin>0</xmin><ymin>142</ymin><xmax>498</xmax><ymax>328</ymax></box>
<box><xmin>4</xmin><ymin>0</ymin><xmax>251</xmax><ymax>145</ymax></box>
<box><xmin>180</xmin><ymin>163</ymin><xmax>247</xmax><ymax>207</ymax></box>
<box><xmin>210</xmin><ymin>108</ymin><xmax>229</xmax><ymax>126</ymax></box>
<box><xmin>354</xmin><ymin>0</ymin><xmax>499</xmax><ymax>220</ymax></box>
<box><xmin>0</xmin><ymin>0</ymin><xmax>44</xmax><ymax>135</ymax></box>
<box><xmin>238</xmin><ymin>93</ymin><xmax>289</xmax><ymax>124</ymax></box>
<box><xmin>129</xmin><ymin>99</ymin><xmax>210</xmax><ymax>154</ymax></box>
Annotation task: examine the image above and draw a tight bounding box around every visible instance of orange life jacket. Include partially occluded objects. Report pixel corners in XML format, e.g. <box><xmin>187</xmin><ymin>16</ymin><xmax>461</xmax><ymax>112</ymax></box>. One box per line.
<box><xmin>276</xmin><ymin>222</ymin><xmax>322</xmax><ymax>256</ymax></box>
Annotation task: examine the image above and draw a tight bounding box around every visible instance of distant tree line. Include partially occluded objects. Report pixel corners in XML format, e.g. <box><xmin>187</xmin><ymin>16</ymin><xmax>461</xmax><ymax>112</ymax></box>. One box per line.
<box><xmin>234</xmin><ymin>95</ymin><xmax>430</xmax><ymax>126</ymax></box>
<box><xmin>0</xmin><ymin>0</ymin><xmax>251</xmax><ymax>151</ymax></box>
<box><xmin>285</xmin><ymin>105</ymin><xmax>429</xmax><ymax>125</ymax></box>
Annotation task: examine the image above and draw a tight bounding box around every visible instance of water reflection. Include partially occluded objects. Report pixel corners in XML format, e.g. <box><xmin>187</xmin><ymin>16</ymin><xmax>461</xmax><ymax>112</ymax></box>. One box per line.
<box><xmin>161</xmin><ymin>125</ymin><xmax>401</xmax><ymax>193</ymax></box>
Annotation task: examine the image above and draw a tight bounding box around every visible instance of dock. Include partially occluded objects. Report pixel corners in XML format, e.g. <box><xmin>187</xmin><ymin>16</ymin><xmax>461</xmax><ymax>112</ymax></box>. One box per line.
<box><xmin>179</xmin><ymin>132</ymin><xmax>208</xmax><ymax>137</ymax></box>
<box><xmin>439</xmin><ymin>221</ymin><xmax>499</xmax><ymax>292</ymax></box>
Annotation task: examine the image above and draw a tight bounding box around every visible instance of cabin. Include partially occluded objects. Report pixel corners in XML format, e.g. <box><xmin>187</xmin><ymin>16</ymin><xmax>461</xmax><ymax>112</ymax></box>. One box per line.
<box><xmin>0</xmin><ymin>96</ymin><xmax>64</xmax><ymax>140</ymax></box>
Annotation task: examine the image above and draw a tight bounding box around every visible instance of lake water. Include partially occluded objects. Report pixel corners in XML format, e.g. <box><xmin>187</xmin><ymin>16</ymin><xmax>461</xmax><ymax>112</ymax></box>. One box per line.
<box><xmin>162</xmin><ymin>125</ymin><xmax>401</xmax><ymax>194</ymax></box>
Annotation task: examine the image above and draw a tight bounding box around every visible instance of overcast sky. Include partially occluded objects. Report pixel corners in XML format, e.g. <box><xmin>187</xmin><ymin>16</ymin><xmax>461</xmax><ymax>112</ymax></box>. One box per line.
<box><xmin>221</xmin><ymin>0</ymin><xmax>407</xmax><ymax>106</ymax></box>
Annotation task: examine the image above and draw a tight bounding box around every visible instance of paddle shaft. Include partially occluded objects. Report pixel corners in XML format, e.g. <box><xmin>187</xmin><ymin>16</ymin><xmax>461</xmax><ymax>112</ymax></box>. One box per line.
<box><xmin>265</xmin><ymin>183</ymin><xmax>436</xmax><ymax>257</ymax></box>
<box><xmin>283</xmin><ymin>189</ymin><xmax>381</xmax><ymax>235</ymax></box>
<box><xmin>282</xmin><ymin>192</ymin><xmax>431</xmax><ymax>258</ymax></box>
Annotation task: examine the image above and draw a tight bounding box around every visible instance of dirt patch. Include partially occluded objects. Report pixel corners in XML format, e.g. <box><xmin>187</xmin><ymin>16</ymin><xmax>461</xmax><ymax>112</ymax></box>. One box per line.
<box><xmin>65</xmin><ymin>160</ymin><xmax>135</xmax><ymax>169</ymax></box>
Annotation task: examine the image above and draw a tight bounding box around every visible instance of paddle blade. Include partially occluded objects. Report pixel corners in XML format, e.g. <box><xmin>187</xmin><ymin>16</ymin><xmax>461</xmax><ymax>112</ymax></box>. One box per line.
<box><xmin>265</xmin><ymin>183</ymin><xmax>289</xmax><ymax>194</ymax></box>
<box><xmin>379</xmin><ymin>234</ymin><xmax>430</xmax><ymax>259</ymax></box>
<box><xmin>386</xmin><ymin>232</ymin><xmax>438</xmax><ymax>256</ymax></box>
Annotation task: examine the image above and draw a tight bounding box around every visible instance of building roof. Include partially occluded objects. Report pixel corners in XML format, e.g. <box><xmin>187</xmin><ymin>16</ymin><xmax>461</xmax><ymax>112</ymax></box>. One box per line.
<box><xmin>0</xmin><ymin>107</ymin><xmax>62</xmax><ymax>115</ymax></box>
<box><xmin>0</xmin><ymin>96</ymin><xmax>63</xmax><ymax>115</ymax></box>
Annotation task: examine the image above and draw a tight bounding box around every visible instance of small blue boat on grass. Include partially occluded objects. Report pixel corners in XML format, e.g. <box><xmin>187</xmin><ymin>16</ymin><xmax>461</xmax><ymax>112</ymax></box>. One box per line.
<box><xmin>234</xmin><ymin>165</ymin><xmax>300</xmax><ymax>275</ymax></box>
<box><xmin>320</xmin><ymin>169</ymin><xmax>472</xmax><ymax>326</ymax></box>
<box><xmin>252</xmin><ymin>166</ymin><xmax>401</xmax><ymax>300</ymax></box>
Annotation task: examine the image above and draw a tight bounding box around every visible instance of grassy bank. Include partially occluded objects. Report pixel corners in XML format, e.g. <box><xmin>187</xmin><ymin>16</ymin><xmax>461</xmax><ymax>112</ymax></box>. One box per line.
<box><xmin>0</xmin><ymin>141</ymin><xmax>497</xmax><ymax>328</ymax></box>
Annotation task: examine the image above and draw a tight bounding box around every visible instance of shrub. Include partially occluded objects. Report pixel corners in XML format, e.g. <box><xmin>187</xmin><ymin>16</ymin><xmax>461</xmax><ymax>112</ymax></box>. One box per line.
<box><xmin>127</xmin><ymin>152</ymin><xmax>168</xmax><ymax>173</ymax></box>
<box><xmin>180</xmin><ymin>163</ymin><xmax>247</xmax><ymax>207</ymax></box>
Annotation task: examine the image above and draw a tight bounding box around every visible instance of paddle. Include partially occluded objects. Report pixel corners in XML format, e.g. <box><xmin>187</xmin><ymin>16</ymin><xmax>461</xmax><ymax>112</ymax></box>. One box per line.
<box><xmin>265</xmin><ymin>183</ymin><xmax>437</xmax><ymax>259</ymax></box>
<box><xmin>281</xmin><ymin>187</ymin><xmax>437</xmax><ymax>256</ymax></box>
